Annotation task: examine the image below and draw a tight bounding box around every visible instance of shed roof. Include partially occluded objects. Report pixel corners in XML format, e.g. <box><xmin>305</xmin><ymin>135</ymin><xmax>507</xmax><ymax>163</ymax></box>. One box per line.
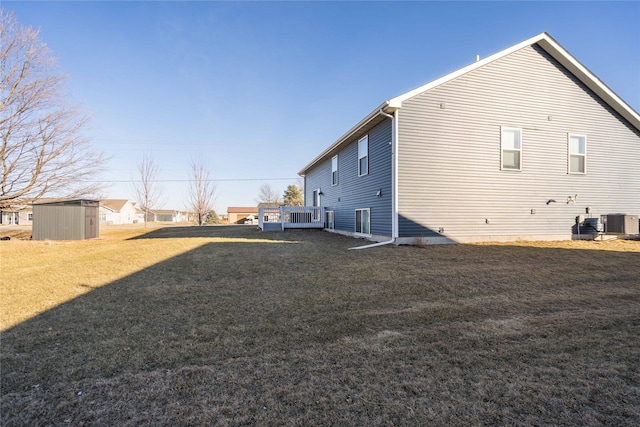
<box><xmin>299</xmin><ymin>32</ymin><xmax>640</xmax><ymax>175</ymax></box>
<box><xmin>31</xmin><ymin>199</ymin><xmax>100</xmax><ymax>207</ymax></box>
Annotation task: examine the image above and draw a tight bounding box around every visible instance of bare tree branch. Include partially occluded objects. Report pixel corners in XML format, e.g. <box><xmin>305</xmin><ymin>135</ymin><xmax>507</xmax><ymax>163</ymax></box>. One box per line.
<box><xmin>187</xmin><ymin>158</ymin><xmax>216</xmax><ymax>226</ymax></box>
<box><xmin>131</xmin><ymin>151</ymin><xmax>164</xmax><ymax>228</ymax></box>
<box><xmin>0</xmin><ymin>10</ymin><xmax>107</xmax><ymax>208</ymax></box>
<box><xmin>256</xmin><ymin>183</ymin><xmax>280</xmax><ymax>205</ymax></box>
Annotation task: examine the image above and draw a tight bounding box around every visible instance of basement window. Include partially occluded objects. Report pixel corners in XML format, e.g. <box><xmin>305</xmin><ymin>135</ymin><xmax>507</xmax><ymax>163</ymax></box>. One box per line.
<box><xmin>568</xmin><ymin>134</ymin><xmax>586</xmax><ymax>174</ymax></box>
<box><xmin>501</xmin><ymin>127</ymin><xmax>522</xmax><ymax>171</ymax></box>
<box><xmin>358</xmin><ymin>135</ymin><xmax>369</xmax><ymax>176</ymax></box>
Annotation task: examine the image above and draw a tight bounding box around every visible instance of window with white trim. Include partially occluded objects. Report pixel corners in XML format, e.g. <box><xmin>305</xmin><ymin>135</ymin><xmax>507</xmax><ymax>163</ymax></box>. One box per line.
<box><xmin>501</xmin><ymin>127</ymin><xmax>522</xmax><ymax>170</ymax></box>
<box><xmin>358</xmin><ymin>135</ymin><xmax>368</xmax><ymax>176</ymax></box>
<box><xmin>28</xmin><ymin>213</ymin><xmax>33</xmax><ymax>221</ymax></box>
<box><xmin>355</xmin><ymin>208</ymin><xmax>370</xmax><ymax>235</ymax></box>
<box><xmin>568</xmin><ymin>134</ymin><xmax>586</xmax><ymax>174</ymax></box>
<box><xmin>326</xmin><ymin>210</ymin><xmax>335</xmax><ymax>230</ymax></box>
<box><xmin>331</xmin><ymin>155</ymin><xmax>338</xmax><ymax>185</ymax></box>
<box><xmin>312</xmin><ymin>189</ymin><xmax>320</xmax><ymax>207</ymax></box>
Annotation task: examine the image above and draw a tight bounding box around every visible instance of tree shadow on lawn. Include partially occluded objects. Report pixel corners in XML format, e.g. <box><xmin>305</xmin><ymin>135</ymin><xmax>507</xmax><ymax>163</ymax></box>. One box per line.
<box><xmin>2</xmin><ymin>237</ymin><xmax>640</xmax><ymax>426</ymax></box>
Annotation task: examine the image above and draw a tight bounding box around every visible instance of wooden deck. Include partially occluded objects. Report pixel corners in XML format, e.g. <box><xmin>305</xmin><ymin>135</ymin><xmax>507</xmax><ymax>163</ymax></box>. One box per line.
<box><xmin>258</xmin><ymin>206</ymin><xmax>325</xmax><ymax>231</ymax></box>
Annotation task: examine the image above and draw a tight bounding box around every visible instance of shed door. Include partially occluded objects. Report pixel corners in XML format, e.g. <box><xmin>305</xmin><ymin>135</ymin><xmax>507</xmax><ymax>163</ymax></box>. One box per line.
<box><xmin>85</xmin><ymin>207</ymin><xmax>97</xmax><ymax>238</ymax></box>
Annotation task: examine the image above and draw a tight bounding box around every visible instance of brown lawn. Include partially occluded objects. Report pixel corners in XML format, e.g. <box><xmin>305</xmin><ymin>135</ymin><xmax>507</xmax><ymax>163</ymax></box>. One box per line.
<box><xmin>1</xmin><ymin>226</ymin><xmax>639</xmax><ymax>425</ymax></box>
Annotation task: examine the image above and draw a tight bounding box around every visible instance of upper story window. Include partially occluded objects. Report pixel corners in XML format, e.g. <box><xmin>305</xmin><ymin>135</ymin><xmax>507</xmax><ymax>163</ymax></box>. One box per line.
<box><xmin>331</xmin><ymin>155</ymin><xmax>338</xmax><ymax>185</ymax></box>
<box><xmin>501</xmin><ymin>127</ymin><xmax>522</xmax><ymax>171</ymax></box>
<box><xmin>568</xmin><ymin>134</ymin><xmax>586</xmax><ymax>174</ymax></box>
<box><xmin>358</xmin><ymin>135</ymin><xmax>369</xmax><ymax>176</ymax></box>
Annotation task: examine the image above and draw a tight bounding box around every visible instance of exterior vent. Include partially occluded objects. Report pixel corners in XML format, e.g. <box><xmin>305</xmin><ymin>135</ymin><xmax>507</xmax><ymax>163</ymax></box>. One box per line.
<box><xmin>603</xmin><ymin>214</ymin><xmax>639</xmax><ymax>234</ymax></box>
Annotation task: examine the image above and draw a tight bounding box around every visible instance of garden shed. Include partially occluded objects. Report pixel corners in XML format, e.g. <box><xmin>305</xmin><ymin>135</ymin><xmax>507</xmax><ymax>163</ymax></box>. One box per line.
<box><xmin>32</xmin><ymin>199</ymin><xmax>99</xmax><ymax>240</ymax></box>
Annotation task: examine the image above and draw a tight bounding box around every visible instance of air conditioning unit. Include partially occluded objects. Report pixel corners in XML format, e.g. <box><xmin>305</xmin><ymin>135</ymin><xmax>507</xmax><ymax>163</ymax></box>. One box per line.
<box><xmin>603</xmin><ymin>214</ymin><xmax>639</xmax><ymax>234</ymax></box>
<box><xmin>582</xmin><ymin>217</ymin><xmax>603</xmax><ymax>233</ymax></box>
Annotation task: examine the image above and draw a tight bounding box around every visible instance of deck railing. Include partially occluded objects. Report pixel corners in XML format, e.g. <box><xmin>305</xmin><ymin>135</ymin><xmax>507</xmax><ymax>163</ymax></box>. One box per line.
<box><xmin>258</xmin><ymin>206</ymin><xmax>325</xmax><ymax>230</ymax></box>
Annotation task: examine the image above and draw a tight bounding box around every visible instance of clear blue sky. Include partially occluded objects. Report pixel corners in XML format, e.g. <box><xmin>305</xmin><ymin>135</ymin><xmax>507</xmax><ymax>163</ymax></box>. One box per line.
<box><xmin>6</xmin><ymin>1</ymin><xmax>640</xmax><ymax>213</ymax></box>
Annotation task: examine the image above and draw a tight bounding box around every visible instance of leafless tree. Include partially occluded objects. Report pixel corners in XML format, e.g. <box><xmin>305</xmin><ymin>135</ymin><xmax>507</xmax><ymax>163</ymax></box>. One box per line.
<box><xmin>256</xmin><ymin>183</ymin><xmax>281</xmax><ymax>205</ymax></box>
<box><xmin>131</xmin><ymin>151</ymin><xmax>164</xmax><ymax>228</ymax></box>
<box><xmin>0</xmin><ymin>10</ymin><xmax>106</xmax><ymax>208</ymax></box>
<box><xmin>187</xmin><ymin>158</ymin><xmax>216</xmax><ymax>226</ymax></box>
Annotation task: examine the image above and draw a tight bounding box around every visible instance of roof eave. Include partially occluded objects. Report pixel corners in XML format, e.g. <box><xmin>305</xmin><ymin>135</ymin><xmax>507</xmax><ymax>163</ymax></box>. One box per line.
<box><xmin>299</xmin><ymin>101</ymin><xmax>394</xmax><ymax>176</ymax></box>
<box><xmin>389</xmin><ymin>32</ymin><xmax>639</xmax><ymax>129</ymax></box>
<box><xmin>535</xmin><ymin>34</ymin><xmax>640</xmax><ymax>131</ymax></box>
<box><xmin>300</xmin><ymin>32</ymin><xmax>640</xmax><ymax>177</ymax></box>
<box><xmin>299</xmin><ymin>35</ymin><xmax>552</xmax><ymax>177</ymax></box>
<box><xmin>388</xmin><ymin>33</ymin><xmax>549</xmax><ymax>108</ymax></box>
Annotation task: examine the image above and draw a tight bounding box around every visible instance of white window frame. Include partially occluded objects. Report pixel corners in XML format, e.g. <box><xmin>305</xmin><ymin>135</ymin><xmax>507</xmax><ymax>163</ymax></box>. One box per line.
<box><xmin>331</xmin><ymin>155</ymin><xmax>338</xmax><ymax>186</ymax></box>
<box><xmin>568</xmin><ymin>134</ymin><xmax>587</xmax><ymax>174</ymax></box>
<box><xmin>355</xmin><ymin>208</ymin><xmax>371</xmax><ymax>236</ymax></box>
<box><xmin>326</xmin><ymin>210</ymin><xmax>335</xmax><ymax>230</ymax></box>
<box><xmin>501</xmin><ymin>127</ymin><xmax>522</xmax><ymax>171</ymax></box>
<box><xmin>358</xmin><ymin>135</ymin><xmax>369</xmax><ymax>177</ymax></box>
<box><xmin>312</xmin><ymin>189</ymin><xmax>321</xmax><ymax>207</ymax></box>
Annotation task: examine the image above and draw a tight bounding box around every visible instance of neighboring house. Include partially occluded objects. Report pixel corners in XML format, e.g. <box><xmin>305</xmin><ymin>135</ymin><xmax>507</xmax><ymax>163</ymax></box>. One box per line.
<box><xmin>132</xmin><ymin>205</ymin><xmax>148</xmax><ymax>223</ymax></box>
<box><xmin>1</xmin><ymin>198</ymin><xmax>61</xmax><ymax>226</ymax></box>
<box><xmin>99</xmin><ymin>199</ymin><xmax>139</xmax><ymax>225</ymax></box>
<box><xmin>299</xmin><ymin>33</ymin><xmax>640</xmax><ymax>244</ymax></box>
<box><xmin>152</xmin><ymin>209</ymin><xmax>190</xmax><ymax>222</ymax></box>
<box><xmin>227</xmin><ymin>207</ymin><xmax>259</xmax><ymax>224</ymax></box>
<box><xmin>0</xmin><ymin>207</ymin><xmax>32</xmax><ymax>226</ymax></box>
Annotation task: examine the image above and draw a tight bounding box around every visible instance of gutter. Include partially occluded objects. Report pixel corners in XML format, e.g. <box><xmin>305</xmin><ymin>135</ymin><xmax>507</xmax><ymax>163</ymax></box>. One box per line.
<box><xmin>349</xmin><ymin>108</ymin><xmax>399</xmax><ymax>250</ymax></box>
<box><xmin>299</xmin><ymin>101</ymin><xmax>394</xmax><ymax>176</ymax></box>
<box><xmin>348</xmin><ymin>238</ymin><xmax>396</xmax><ymax>250</ymax></box>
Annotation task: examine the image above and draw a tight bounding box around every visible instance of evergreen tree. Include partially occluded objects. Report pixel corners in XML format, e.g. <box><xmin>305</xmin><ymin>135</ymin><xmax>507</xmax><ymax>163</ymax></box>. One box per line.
<box><xmin>205</xmin><ymin>210</ymin><xmax>220</xmax><ymax>224</ymax></box>
<box><xmin>282</xmin><ymin>184</ymin><xmax>304</xmax><ymax>206</ymax></box>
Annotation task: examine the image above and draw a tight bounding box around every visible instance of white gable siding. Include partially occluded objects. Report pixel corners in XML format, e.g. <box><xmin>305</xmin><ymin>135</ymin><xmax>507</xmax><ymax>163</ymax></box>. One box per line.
<box><xmin>397</xmin><ymin>45</ymin><xmax>640</xmax><ymax>242</ymax></box>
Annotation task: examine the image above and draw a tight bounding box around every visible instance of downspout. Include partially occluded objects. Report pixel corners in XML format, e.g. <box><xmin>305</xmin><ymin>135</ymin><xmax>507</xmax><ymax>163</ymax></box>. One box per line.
<box><xmin>349</xmin><ymin>108</ymin><xmax>398</xmax><ymax>250</ymax></box>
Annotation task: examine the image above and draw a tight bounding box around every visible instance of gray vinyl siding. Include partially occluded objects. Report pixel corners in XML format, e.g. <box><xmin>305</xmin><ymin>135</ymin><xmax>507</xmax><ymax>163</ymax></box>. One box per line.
<box><xmin>305</xmin><ymin>119</ymin><xmax>393</xmax><ymax>237</ymax></box>
<box><xmin>33</xmin><ymin>203</ymin><xmax>99</xmax><ymax>240</ymax></box>
<box><xmin>397</xmin><ymin>45</ymin><xmax>640</xmax><ymax>242</ymax></box>
<box><xmin>33</xmin><ymin>205</ymin><xmax>85</xmax><ymax>240</ymax></box>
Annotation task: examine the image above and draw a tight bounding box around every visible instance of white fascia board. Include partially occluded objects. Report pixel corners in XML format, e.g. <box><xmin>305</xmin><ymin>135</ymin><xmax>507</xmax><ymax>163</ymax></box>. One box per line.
<box><xmin>389</xmin><ymin>32</ymin><xmax>640</xmax><ymax>130</ymax></box>
<box><xmin>300</xmin><ymin>32</ymin><xmax>640</xmax><ymax>176</ymax></box>
<box><xmin>298</xmin><ymin>101</ymin><xmax>391</xmax><ymax>176</ymax></box>
<box><xmin>536</xmin><ymin>35</ymin><xmax>640</xmax><ymax>131</ymax></box>
<box><xmin>389</xmin><ymin>33</ymin><xmax>548</xmax><ymax>108</ymax></box>
<box><xmin>299</xmin><ymin>35</ymin><xmax>545</xmax><ymax>177</ymax></box>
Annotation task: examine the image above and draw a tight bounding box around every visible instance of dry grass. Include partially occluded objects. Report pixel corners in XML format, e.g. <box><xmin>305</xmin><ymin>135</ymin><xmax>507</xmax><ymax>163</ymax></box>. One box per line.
<box><xmin>1</xmin><ymin>226</ymin><xmax>639</xmax><ymax>425</ymax></box>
